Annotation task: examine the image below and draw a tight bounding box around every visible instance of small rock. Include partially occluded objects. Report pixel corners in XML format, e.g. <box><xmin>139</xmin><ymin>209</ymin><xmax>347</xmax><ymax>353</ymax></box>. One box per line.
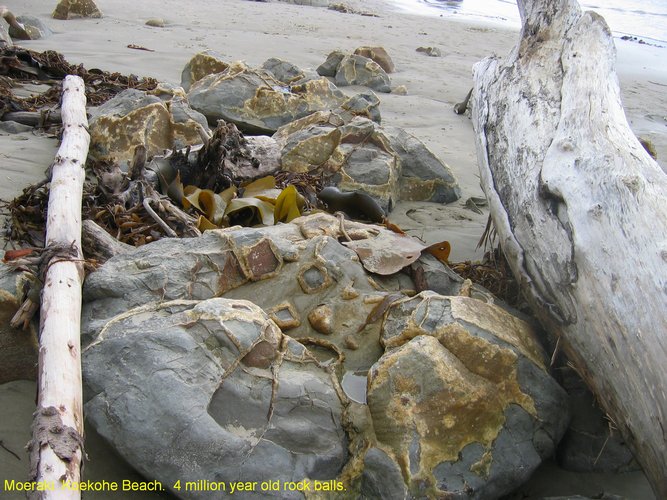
<box><xmin>353</xmin><ymin>46</ymin><xmax>395</xmax><ymax>73</ymax></box>
<box><xmin>145</xmin><ymin>18</ymin><xmax>167</xmax><ymax>28</ymax></box>
<box><xmin>261</xmin><ymin>57</ymin><xmax>304</xmax><ymax>84</ymax></box>
<box><xmin>52</xmin><ymin>0</ymin><xmax>102</xmax><ymax>19</ymax></box>
<box><xmin>308</xmin><ymin>304</ymin><xmax>334</xmax><ymax>334</ymax></box>
<box><xmin>344</xmin><ymin>335</ymin><xmax>359</xmax><ymax>350</ymax></box>
<box><xmin>392</xmin><ymin>85</ymin><xmax>408</xmax><ymax>95</ymax></box>
<box><xmin>317</xmin><ymin>50</ymin><xmax>346</xmax><ymax>77</ymax></box>
<box><xmin>416</xmin><ymin>46</ymin><xmax>442</xmax><ymax>57</ymax></box>
<box><xmin>0</xmin><ymin>121</ymin><xmax>34</xmax><ymax>134</ymax></box>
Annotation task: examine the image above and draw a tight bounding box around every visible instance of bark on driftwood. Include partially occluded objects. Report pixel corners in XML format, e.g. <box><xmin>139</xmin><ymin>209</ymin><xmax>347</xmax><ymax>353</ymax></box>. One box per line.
<box><xmin>27</xmin><ymin>75</ymin><xmax>89</xmax><ymax>497</ymax></box>
<box><xmin>471</xmin><ymin>0</ymin><xmax>667</xmax><ymax>495</ymax></box>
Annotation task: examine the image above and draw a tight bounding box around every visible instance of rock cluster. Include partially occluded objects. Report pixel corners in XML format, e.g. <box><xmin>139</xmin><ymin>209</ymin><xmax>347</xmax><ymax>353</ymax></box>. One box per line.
<box><xmin>80</xmin><ymin>214</ymin><xmax>571</xmax><ymax>499</ymax></box>
<box><xmin>317</xmin><ymin>46</ymin><xmax>395</xmax><ymax>93</ymax></box>
<box><xmin>104</xmin><ymin>50</ymin><xmax>461</xmax><ymax>210</ymax></box>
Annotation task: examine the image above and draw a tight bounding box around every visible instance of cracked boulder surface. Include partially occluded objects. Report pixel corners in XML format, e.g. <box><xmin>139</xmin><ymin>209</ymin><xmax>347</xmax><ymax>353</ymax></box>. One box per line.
<box><xmin>186</xmin><ymin>61</ymin><xmax>347</xmax><ymax>135</ymax></box>
<box><xmin>88</xmin><ymin>88</ymin><xmax>209</xmax><ymax>164</ymax></box>
<box><xmin>361</xmin><ymin>291</ymin><xmax>570</xmax><ymax>499</ymax></box>
<box><xmin>81</xmin><ymin>214</ymin><xmax>570</xmax><ymax>499</ymax></box>
<box><xmin>83</xmin><ymin>298</ymin><xmax>347</xmax><ymax>499</ymax></box>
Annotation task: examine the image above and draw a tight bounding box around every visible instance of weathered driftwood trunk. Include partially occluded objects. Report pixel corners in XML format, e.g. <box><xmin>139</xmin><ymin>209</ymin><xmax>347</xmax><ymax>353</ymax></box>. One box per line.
<box><xmin>28</xmin><ymin>75</ymin><xmax>89</xmax><ymax>497</ymax></box>
<box><xmin>471</xmin><ymin>0</ymin><xmax>667</xmax><ymax>496</ymax></box>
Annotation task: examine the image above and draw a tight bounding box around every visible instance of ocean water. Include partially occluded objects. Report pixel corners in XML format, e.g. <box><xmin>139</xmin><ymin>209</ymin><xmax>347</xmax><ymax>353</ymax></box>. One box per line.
<box><xmin>391</xmin><ymin>0</ymin><xmax>667</xmax><ymax>46</ymax></box>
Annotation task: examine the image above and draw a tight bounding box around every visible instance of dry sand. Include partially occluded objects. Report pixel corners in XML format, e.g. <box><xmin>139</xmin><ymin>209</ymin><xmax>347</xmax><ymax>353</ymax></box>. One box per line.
<box><xmin>1</xmin><ymin>0</ymin><xmax>665</xmax><ymax>498</ymax></box>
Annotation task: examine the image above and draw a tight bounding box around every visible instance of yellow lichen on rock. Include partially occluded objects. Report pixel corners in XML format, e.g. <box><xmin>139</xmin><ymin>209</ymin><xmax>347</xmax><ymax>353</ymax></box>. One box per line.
<box><xmin>52</xmin><ymin>0</ymin><xmax>102</xmax><ymax>19</ymax></box>
<box><xmin>368</xmin><ymin>291</ymin><xmax>551</xmax><ymax>494</ymax></box>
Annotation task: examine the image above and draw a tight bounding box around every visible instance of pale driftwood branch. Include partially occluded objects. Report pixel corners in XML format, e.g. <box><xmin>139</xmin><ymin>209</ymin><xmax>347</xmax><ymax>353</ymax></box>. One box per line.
<box><xmin>28</xmin><ymin>75</ymin><xmax>89</xmax><ymax>498</ymax></box>
<box><xmin>471</xmin><ymin>0</ymin><xmax>667</xmax><ymax>496</ymax></box>
<box><xmin>82</xmin><ymin>219</ymin><xmax>132</xmax><ymax>262</ymax></box>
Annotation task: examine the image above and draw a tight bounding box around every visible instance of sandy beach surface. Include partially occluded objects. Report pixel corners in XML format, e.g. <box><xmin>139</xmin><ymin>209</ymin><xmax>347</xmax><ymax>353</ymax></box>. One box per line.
<box><xmin>1</xmin><ymin>0</ymin><xmax>665</xmax><ymax>498</ymax></box>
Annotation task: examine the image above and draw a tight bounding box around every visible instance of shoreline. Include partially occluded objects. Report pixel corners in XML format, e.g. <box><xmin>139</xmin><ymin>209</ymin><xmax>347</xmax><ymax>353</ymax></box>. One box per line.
<box><xmin>0</xmin><ymin>1</ymin><xmax>663</xmax><ymax>498</ymax></box>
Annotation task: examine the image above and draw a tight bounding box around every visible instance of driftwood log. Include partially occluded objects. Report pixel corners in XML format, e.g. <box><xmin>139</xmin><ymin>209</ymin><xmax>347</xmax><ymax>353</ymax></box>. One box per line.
<box><xmin>471</xmin><ymin>0</ymin><xmax>667</xmax><ymax>495</ymax></box>
<box><xmin>27</xmin><ymin>75</ymin><xmax>89</xmax><ymax>497</ymax></box>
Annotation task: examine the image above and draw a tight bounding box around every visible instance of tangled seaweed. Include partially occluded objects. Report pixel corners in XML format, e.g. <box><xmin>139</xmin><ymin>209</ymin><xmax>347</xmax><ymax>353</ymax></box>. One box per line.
<box><xmin>0</xmin><ymin>46</ymin><xmax>158</xmax><ymax>115</ymax></box>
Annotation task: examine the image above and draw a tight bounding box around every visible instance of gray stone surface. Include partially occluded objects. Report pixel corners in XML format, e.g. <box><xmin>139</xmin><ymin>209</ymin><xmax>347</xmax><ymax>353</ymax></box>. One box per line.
<box><xmin>0</xmin><ymin>121</ymin><xmax>34</xmax><ymax>134</ymax></box>
<box><xmin>83</xmin><ymin>298</ymin><xmax>347</xmax><ymax>499</ymax></box>
<box><xmin>0</xmin><ymin>18</ymin><xmax>12</xmax><ymax>46</ymax></box>
<box><xmin>187</xmin><ymin>62</ymin><xmax>346</xmax><ymax>134</ymax></box>
<box><xmin>261</xmin><ymin>57</ymin><xmax>304</xmax><ymax>84</ymax></box>
<box><xmin>12</xmin><ymin>15</ymin><xmax>53</xmax><ymax>39</ymax></box>
<box><xmin>82</xmin><ymin>215</ymin><xmax>391</xmax><ymax>368</ymax></box>
<box><xmin>360</xmin><ymin>447</ymin><xmax>408</xmax><ymax>500</ymax></box>
<box><xmin>556</xmin><ymin>368</ymin><xmax>639</xmax><ymax>473</ymax></box>
<box><xmin>385</xmin><ymin>126</ymin><xmax>462</xmax><ymax>204</ymax></box>
<box><xmin>316</xmin><ymin>50</ymin><xmax>345</xmax><ymax>78</ymax></box>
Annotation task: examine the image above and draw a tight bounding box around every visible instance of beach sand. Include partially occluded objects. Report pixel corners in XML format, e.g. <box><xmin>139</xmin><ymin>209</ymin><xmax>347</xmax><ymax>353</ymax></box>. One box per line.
<box><xmin>1</xmin><ymin>0</ymin><xmax>664</xmax><ymax>497</ymax></box>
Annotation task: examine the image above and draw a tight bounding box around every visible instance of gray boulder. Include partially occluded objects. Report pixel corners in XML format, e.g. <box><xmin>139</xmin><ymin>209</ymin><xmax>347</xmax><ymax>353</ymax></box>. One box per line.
<box><xmin>81</xmin><ymin>215</ymin><xmax>571</xmax><ymax>498</ymax></box>
<box><xmin>261</xmin><ymin>57</ymin><xmax>304</xmax><ymax>84</ymax></box>
<box><xmin>11</xmin><ymin>15</ymin><xmax>53</xmax><ymax>39</ymax></box>
<box><xmin>556</xmin><ymin>368</ymin><xmax>639</xmax><ymax>473</ymax></box>
<box><xmin>83</xmin><ymin>298</ymin><xmax>347</xmax><ymax>499</ymax></box>
<box><xmin>385</xmin><ymin>126</ymin><xmax>462</xmax><ymax>203</ymax></box>
<box><xmin>88</xmin><ymin>88</ymin><xmax>209</xmax><ymax>164</ymax></box>
<box><xmin>187</xmin><ymin>62</ymin><xmax>347</xmax><ymax>134</ymax></box>
<box><xmin>335</xmin><ymin>54</ymin><xmax>391</xmax><ymax>93</ymax></box>
<box><xmin>52</xmin><ymin>0</ymin><xmax>102</xmax><ymax>19</ymax></box>
<box><xmin>316</xmin><ymin>50</ymin><xmax>345</xmax><ymax>77</ymax></box>
<box><xmin>368</xmin><ymin>291</ymin><xmax>571</xmax><ymax>498</ymax></box>
<box><xmin>180</xmin><ymin>50</ymin><xmax>229</xmax><ymax>92</ymax></box>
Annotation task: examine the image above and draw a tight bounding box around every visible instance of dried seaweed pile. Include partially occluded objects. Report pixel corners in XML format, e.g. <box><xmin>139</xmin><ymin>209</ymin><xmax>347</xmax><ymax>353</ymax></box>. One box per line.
<box><xmin>3</xmin><ymin>122</ymin><xmax>323</xmax><ymax>250</ymax></box>
<box><xmin>451</xmin><ymin>251</ymin><xmax>523</xmax><ymax>308</ymax></box>
<box><xmin>0</xmin><ymin>46</ymin><xmax>158</xmax><ymax>115</ymax></box>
